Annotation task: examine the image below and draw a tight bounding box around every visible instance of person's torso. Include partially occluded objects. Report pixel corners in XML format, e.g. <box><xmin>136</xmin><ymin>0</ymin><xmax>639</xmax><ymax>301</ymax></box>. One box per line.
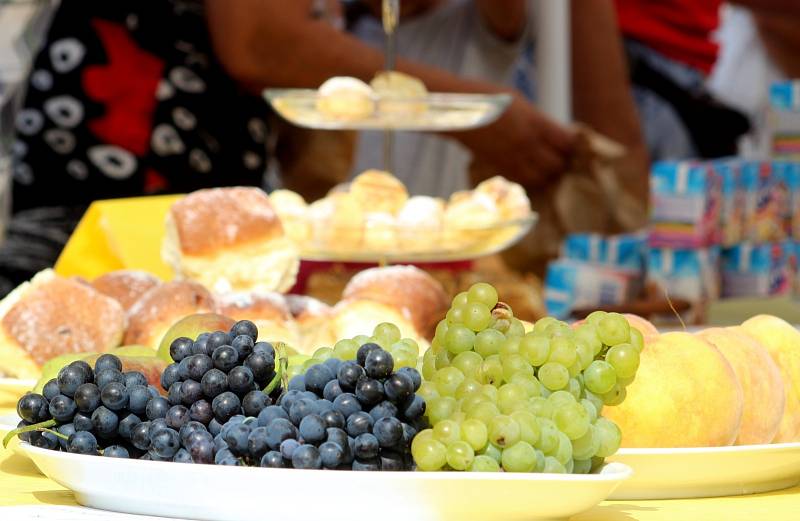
<box><xmin>11</xmin><ymin>0</ymin><xmax>271</xmax><ymax>211</ymax></box>
<box><xmin>614</xmin><ymin>0</ymin><xmax>722</xmax><ymax>74</ymax></box>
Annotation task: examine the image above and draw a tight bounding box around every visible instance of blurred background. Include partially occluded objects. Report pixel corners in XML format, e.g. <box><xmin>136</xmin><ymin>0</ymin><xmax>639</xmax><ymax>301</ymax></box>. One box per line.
<box><xmin>0</xmin><ymin>0</ymin><xmax>798</xmax><ymax>325</ymax></box>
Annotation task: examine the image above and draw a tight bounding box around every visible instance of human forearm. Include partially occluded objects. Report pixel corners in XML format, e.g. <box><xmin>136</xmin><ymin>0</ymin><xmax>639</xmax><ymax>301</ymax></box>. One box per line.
<box><xmin>729</xmin><ymin>0</ymin><xmax>800</xmax><ymax>16</ymax></box>
<box><xmin>205</xmin><ymin>0</ymin><xmax>505</xmax><ymax>94</ymax></box>
<box><xmin>753</xmin><ymin>12</ymin><xmax>800</xmax><ymax>78</ymax></box>
<box><xmin>570</xmin><ymin>0</ymin><xmax>649</xmax><ymax>198</ymax></box>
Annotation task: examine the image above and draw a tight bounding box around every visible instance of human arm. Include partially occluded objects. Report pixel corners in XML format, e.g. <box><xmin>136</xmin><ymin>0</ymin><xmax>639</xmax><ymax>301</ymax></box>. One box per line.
<box><xmin>727</xmin><ymin>0</ymin><xmax>800</xmax><ymax>78</ymax></box>
<box><xmin>728</xmin><ymin>0</ymin><xmax>800</xmax><ymax>16</ymax></box>
<box><xmin>204</xmin><ymin>0</ymin><xmax>575</xmax><ymax>185</ymax></box>
<box><xmin>570</xmin><ymin>0</ymin><xmax>649</xmax><ymax>201</ymax></box>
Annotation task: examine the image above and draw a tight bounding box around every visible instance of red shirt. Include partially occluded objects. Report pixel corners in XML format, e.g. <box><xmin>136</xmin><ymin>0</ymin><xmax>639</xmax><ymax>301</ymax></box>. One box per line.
<box><xmin>614</xmin><ymin>0</ymin><xmax>722</xmax><ymax>74</ymax></box>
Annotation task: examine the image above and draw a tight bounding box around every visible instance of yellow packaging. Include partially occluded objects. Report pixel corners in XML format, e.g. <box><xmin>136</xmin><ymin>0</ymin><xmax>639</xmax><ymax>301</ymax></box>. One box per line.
<box><xmin>54</xmin><ymin>195</ymin><xmax>181</xmax><ymax>281</ymax></box>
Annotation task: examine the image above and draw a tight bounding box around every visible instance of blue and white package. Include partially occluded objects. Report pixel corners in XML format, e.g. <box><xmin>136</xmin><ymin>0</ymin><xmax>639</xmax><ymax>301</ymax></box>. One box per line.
<box><xmin>544</xmin><ymin>260</ymin><xmax>638</xmax><ymax>320</ymax></box>
<box><xmin>561</xmin><ymin>232</ymin><xmax>647</xmax><ymax>272</ymax></box>
<box><xmin>713</xmin><ymin>159</ymin><xmax>744</xmax><ymax>246</ymax></box>
<box><xmin>649</xmin><ymin>161</ymin><xmax>721</xmax><ymax>247</ymax></box>
<box><xmin>777</xmin><ymin>162</ymin><xmax>800</xmax><ymax>239</ymax></box>
<box><xmin>721</xmin><ymin>241</ymin><xmax>794</xmax><ymax>298</ymax></box>
<box><xmin>769</xmin><ymin>81</ymin><xmax>800</xmax><ymax>112</ymax></box>
<box><xmin>646</xmin><ymin>247</ymin><xmax>721</xmax><ymax>323</ymax></box>
<box><xmin>741</xmin><ymin>161</ymin><xmax>787</xmax><ymax>242</ymax></box>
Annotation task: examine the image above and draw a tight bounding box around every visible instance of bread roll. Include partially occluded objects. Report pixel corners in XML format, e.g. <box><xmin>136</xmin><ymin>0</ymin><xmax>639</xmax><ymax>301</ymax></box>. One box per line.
<box><xmin>268</xmin><ymin>189</ymin><xmax>310</xmax><ymax>243</ymax></box>
<box><xmin>216</xmin><ymin>291</ymin><xmax>300</xmax><ymax>347</ymax></box>
<box><xmin>342</xmin><ymin>265</ymin><xmax>448</xmax><ymax>338</ymax></box>
<box><xmin>162</xmin><ymin>187</ymin><xmax>299</xmax><ymax>294</ymax></box>
<box><xmin>0</xmin><ymin>270</ymin><xmax>126</xmax><ymax>379</ymax></box>
<box><xmin>125</xmin><ymin>281</ymin><xmax>216</xmax><ymax>348</ymax></box>
<box><xmin>91</xmin><ymin>270</ymin><xmax>161</xmax><ymax>312</ymax></box>
<box><xmin>350</xmin><ymin>170</ymin><xmax>408</xmax><ymax>215</ymax></box>
<box><xmin>317</xmin><ymin>77</ymin><xmax>375</xmax><ymax>120</ymax></box>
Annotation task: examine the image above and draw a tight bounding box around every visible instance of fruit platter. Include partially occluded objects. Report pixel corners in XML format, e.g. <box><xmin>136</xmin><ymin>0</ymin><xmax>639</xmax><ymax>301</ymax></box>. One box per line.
<box><xmin>3</xmin><ymin>282</ymin><xmax>642</xmax><ymax>520</ymax></box>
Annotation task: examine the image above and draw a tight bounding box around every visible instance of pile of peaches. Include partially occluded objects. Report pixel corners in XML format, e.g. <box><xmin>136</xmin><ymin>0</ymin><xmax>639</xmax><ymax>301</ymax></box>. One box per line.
<box><xmin>601</xmin><ymin>314</ymin><xmax>800</xmax><ymax>448</ymax></box>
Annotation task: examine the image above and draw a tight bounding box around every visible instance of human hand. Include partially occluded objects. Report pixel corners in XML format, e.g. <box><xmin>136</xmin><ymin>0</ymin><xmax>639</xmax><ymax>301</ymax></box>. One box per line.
<box><xmin>456</xmin><ymin>92</ymin><xmax>576</xmax><ymax>187</ymax></box>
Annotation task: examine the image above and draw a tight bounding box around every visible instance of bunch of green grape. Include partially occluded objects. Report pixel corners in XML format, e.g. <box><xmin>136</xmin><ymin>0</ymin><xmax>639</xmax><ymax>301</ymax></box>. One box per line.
<box><xmin>412</xmin><ymin>282</ymin><xmax>643</xmax><ymax>473</ymax></box>
<box><xmin>286</xmin><ymin>323</ymin><xmax>421</xmax><ymax>380</ymax></box>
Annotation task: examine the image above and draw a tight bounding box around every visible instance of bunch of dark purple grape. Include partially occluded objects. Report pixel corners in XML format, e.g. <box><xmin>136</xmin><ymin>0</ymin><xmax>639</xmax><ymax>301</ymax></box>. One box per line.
<box><xmin>251</xmin><ymin>342</ymin><xmax>427</xmax><ymax>470</ymax></box>
<box><xmin>137</xmin><ymin>319</ymin><xmax>284</xmax><ymax>463</ymax></box>
<box><xmin>13</xmin><ymin>354</ymin><xmax>162</xmax><ymax>458</ymax></box>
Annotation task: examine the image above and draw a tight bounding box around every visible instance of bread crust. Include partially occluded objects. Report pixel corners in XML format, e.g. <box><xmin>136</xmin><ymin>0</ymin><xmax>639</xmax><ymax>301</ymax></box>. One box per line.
<box><xmin>168</xmin><ymin>187</ymin><xmax>284</xmax><ymax>257</ymax></box>
<box><xmin>1</xmin><ymin>277</ymin><xmax>126</xmax><ymax>367</ymax></box>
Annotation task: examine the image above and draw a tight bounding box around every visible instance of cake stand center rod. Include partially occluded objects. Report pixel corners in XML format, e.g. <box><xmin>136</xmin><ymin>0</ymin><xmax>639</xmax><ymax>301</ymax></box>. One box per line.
<box><xmin>382</xmin><ymin>0</ymin><xmax>399</xmax><ymax>173</ymax></box>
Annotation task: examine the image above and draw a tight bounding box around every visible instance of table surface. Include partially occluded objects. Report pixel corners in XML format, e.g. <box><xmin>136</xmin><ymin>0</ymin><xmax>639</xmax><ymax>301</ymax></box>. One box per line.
<box><xmin>2</xmin><ymin>406</ymin><xmax>800</xmax><ymax>521</ymax></box>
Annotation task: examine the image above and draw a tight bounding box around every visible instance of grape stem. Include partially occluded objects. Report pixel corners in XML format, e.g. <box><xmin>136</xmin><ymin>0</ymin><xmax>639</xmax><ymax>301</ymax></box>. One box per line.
<box><xmin>2</xmin><ymin>419</ymin><xmax>57</xmax><ymax>448</ymax></box>
<box><xmin>264</xmin><ymin>342</ymin><xmax>288</xmax><ymax>395</ymax></box>
<box><xmin>38</xmin><ymin>427</ymin><xmax>69</xmax><ymax>441</ymax></box>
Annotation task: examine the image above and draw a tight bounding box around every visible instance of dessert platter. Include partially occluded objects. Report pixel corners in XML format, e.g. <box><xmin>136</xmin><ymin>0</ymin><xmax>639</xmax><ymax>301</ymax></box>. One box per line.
<box><xmin>266</xmin><ymin>73</ymin><xmax>512</xmax><ymax>132</ymax></box>
<box><xmin>269</xmin><ymin>171</ymin><xmax>537</xmax><ymax>262</ymax></box>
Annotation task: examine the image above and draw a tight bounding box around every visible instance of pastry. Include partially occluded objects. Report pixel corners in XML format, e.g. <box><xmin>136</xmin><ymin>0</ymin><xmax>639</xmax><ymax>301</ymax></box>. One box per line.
<box><xmin>370</xmin><ymin>71</ymin><xmax>428</xmax><ymax>114</ymax></box>
<box><xmin>342</xmin><ymin>265</ymin><xmax>449</xmax><ymax>338</ymax></box>
<box><xmin>216</xmin><ymin>291</ymin><xmax>301</xmax><ymax>348</ymax></box>
<box><xmin>396</xmin><ymin>196</ymin><xmax>444</xmax><ymax>250</ymax></box>
<box><xmin>285</xmin><ymin>295</ymin><xmax>335</xmax><ymax>353</ymax></box>
<box><xmin>91</xmin><ymin>270</ymin><xmax>161</xmax><ymax>312</ymax></box>
<box><xmin>363</xmin><ymin>212</ymin><xmax>397</xmax><ymax>252</ymax></box>
<box><xmin>316</xmin><ymin>77</ymin><xmax>375</xmax><ymax>120</ymax></box>
<box><xmin>268</xmin><ymin>189</ymin><xmax>310</xmax><ymax>243</ymax></box>
<box><xmin>125</xmin><ymin>281</ymin><xmax>216</xmax><ymax>348</ymax></box>
<box><xmin>349</xmin><ymin>169</ymin><xmax>408</xmax><ymax>215</ymax></box>
<box><xmin>325</xmin><ymin>299</ymin><xmax>422</xmax><ymax>346</ymax></box>
<box><xmin>443</xmin><ymin>191</ymin><xmax>500</xmax><ymax>249</ymax></box>
<box><xmin>0</xmin><ymin>270</ymin><xmax>126</xmax><ymax>379</ymax></box>
<box><xmin>162</xmin><ymin>187</ymin><xmax>299</xmax><ymax>293</ymax></box>
<box><xmin>475</xmin><ymin>176</ymin><xmax>532</xmax><ymax>220</ymax></box>
<box><xmin>308</xmin><ymin>192</ymin><xmax>364</xmax><ymax>251</ymax></box>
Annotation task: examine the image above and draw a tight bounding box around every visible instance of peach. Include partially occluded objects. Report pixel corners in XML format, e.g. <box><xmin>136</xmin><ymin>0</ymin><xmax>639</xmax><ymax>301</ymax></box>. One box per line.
<box><xmin>697</xmin><ymin>327</ymin><xmax>785</xmax><ymax>445</ymax></box>
<box><xmin>622</xmin><ymin>314</ymin><xmax>660</xmax><ymax>342</ymax></box>
<box><xmin>603</xmin><ymin>331</ymin><xmax>743</xmax><ymax>447</ymax></box>
<box><xmin>739</xmin><ymin>315</ymin><xmax>800</xmax><ymax>443</ymax></box>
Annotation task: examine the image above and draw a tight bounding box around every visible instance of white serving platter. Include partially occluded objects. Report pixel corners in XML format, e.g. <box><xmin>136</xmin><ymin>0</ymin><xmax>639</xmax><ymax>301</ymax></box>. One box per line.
<box><xmin>20</xmin><ymin>442</ymin><xmax>631</xmax><ymax>521</ymax></box>
<box><xmin>608</xmin><ymin>443</ymin><xmax>800</xmax><ymax>500</ymax></box>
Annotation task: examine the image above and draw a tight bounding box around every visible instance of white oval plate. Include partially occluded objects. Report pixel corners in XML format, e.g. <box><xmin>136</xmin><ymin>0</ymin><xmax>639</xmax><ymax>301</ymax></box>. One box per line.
<box><xmin>0</xmin><ymin>412</ymin><xmax>38</xmax><ymax>461</ymax></box>
<box><xmin>20</xmin><ymin>443</ymin><xmax>631</xmax><ymax>521</ymax></box>
<box><xmin>608</xmin><ymin>443</ymin><xmax>800</xmax><ymax>500</ymax></box>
